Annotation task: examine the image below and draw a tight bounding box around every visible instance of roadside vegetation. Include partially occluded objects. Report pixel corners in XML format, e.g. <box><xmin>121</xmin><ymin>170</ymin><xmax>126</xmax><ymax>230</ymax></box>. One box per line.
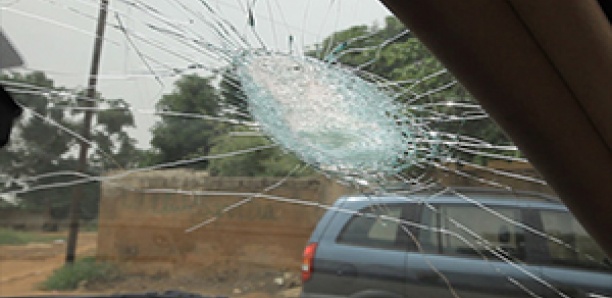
<box><xmin>40</xmin><ymin>257</ymin><xmax>120</xmax><ymax>291</ymax></box>
<box><xmin>0</xmin><ymin>228</ymin><xmax>64</xmax><ymax>245</ymax></box>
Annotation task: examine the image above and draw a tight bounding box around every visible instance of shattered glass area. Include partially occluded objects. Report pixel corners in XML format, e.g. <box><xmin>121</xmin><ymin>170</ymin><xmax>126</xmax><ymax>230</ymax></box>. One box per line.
<box><xmin>236</xmin><ymin>51</ymin><xmax>437</xmax><ymax>182</ymax></box>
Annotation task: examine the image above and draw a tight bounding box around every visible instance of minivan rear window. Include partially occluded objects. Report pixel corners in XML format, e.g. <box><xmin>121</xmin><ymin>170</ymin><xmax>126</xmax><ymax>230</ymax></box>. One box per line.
<box><xmin>540</xmin><ymin>210</ymin><xmax>610</xmax><ymax>271</ymax></box>
<box><xmin>419</xmin><ymin>204</ymin><xmax>526</xmax><ymax>261</ymax></box>
<box><xmin>337</xmin><ymin>205</ymin><xmax>404</xmax><ymax>250</ymax></box>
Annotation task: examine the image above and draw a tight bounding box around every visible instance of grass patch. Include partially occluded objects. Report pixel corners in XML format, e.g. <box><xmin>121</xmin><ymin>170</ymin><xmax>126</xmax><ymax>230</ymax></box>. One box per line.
<box><xmin>0</xmin><ymin>228</ymin><xmax>64</xmax><ymax>245</ymax></box>
<box><xmin>40</xmin><ymin>257</ymin><xmax>120</xmax><ymax>291</ymax></box>
<box><xmin>81</xmin><ymin>221</ymin><xmax>98</xmax><ymax>232</ymax></box>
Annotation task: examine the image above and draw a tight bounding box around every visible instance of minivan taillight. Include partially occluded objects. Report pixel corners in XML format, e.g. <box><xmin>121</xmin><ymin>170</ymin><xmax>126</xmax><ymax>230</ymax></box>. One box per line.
<box><xmin>301</xmin><ymin>242</ymin><xmax>318</xmax><ymax>282</ymax></box>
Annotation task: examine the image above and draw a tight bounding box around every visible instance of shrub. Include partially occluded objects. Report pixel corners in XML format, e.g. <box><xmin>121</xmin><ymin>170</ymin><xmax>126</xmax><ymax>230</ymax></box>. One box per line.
<box><xmin>40</xmin><ymin>257</ymin><xmax>120</xmax><ymax>290</ymax></box>
<box><xmin>0</xmin><ymin>228</ymin><xmax>63</xmax><ymax>245</ymax></box>
<box><xmin>0</xmin><ymin>228</ymin><xmax>26</xmax><ymax>245</ymax></box>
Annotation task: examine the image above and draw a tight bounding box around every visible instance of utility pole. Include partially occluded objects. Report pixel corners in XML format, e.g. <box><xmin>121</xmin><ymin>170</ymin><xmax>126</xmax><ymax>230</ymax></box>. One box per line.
<box><xmin>65</xmin><ymin>0</ymin><xmax>109</xmax><ymax>264</ymax></box>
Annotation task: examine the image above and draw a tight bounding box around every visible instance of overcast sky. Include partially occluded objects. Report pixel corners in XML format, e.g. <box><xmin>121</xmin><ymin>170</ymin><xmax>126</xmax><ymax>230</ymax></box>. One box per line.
<box><xmin>1</xmin><ymin>0</ymin><xmax>392</xmax><ymax>147</ymax></box>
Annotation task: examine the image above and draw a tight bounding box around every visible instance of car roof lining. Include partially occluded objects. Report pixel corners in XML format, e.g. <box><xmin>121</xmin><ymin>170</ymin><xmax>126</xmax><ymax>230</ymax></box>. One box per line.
<box><xmin>597</xmin><ymin>0</ymin><xmax>612</xmax><ymax>22</ymax></box>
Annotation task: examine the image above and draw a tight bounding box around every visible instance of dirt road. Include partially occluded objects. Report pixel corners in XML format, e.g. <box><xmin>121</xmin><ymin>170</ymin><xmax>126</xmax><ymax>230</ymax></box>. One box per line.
<box><xmin>0</xmin><ymin>232</ymin><xmax>98</xmax><ymax>296</ymax></box>
<box><xmin>0</xmin><ymin>232</ymin><xmax>300</xmax><ymax>297</ymax></box>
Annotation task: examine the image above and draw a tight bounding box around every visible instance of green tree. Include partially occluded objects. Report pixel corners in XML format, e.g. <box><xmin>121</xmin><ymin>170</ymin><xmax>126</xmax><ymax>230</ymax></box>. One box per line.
<box><xmin>316</xmin><ymin>16</ymin><xmax>460</xmax><ymax>100</ymax></box>
<box><xmin>148</xmin><ymin>71</ymin><xmax>312</xmax><ymax>176</ymax></box>
<box><xmin>91</xmin><ymin>98</ymin><xmax>140</xmax><ymax>170</ymax></box>
<box><xmin>207</xmin><ymin>128</ymin><xmax>313</xmax><ymax>177</ymax></box>
<box><xmin>0</xmin><ymin>71</ymin><xmax>139</xmax><ymax>218</ymax></box>
<box><xmin>149</xmin><ymin>74</ymin><xmax>223</xmax><ymax>168</ymax></box>
<box><xmin>313</xmin><ymin>17</ymin><xmax>512</xmax><ymax>163</ymax></box>
<box><xmin>218</xmin><ymin>67</ymin><xmax>250</xmax><ymax>121</ymax></box>
<box><xmin>0</xmin><ymin>72</ymin><xmax>76</xmax><ymax>216</ymax></box>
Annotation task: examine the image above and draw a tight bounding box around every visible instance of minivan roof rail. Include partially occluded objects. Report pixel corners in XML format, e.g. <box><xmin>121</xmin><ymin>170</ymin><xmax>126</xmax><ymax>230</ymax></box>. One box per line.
<box><xmin>375</xmin><ymin>186</ymin><xmax>560</xmax><ymax>203</ymax></box>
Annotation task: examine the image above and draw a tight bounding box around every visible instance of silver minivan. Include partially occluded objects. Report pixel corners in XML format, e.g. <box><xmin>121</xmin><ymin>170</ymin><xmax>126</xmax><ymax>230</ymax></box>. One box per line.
<box><xmin>301</xmin><ymin>188</ymin><xmax>612</xmax><ymax>298</ymax></box>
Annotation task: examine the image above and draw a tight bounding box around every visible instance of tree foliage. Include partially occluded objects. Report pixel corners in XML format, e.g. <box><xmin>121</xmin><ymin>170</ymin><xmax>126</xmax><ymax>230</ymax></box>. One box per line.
<box><xmin>218</xmin><ymin>68</ymin><xmax>250</xmax><ymax>121</ymax></box>
<box><xmin>315</xmin><ymin>16</ymin><xmax>512</xmax><ymax>162</ymax></box>
<box><xmin>147</xmin><ymin>71</ymin><xmax>312</xmax><ymax>176</ymax></box>
<box><xmin>149</xmin><ymin>74</ymin><xmax>222</xmax><ymax>169</ymax></box>
<box><xmin>148</xmin><ymin>17</ymin><xmax>513</xmax><ymax>176</ymax></box>
<box><xmin>0</xmin><ymin>71</ymin><xmax>139</xmax><ymax>217</ymax></box>
<box><xmin>207</xmin><ymin>128</ymin><xmax>314</xmax><ymax>177</ymax></box>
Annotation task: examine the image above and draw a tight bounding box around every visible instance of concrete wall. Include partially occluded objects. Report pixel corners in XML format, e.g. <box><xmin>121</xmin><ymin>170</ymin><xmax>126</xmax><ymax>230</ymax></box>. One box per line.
<box><xmin>97</xmin><ymin>170</ymin><xmax>353</xmax><ymax>271</ymax></box>
<box><xmin>435</xmin><ymin>160</ymin><xmax>555</xmax><ymax>195</ymax></box>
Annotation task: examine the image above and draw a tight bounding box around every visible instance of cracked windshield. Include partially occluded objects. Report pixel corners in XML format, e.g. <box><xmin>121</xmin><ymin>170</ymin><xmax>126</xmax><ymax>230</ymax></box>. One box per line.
<box><xmin>1</xmin><ymin>1</ymin><xmax>610</xmax><ymax>298</ymax></box>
